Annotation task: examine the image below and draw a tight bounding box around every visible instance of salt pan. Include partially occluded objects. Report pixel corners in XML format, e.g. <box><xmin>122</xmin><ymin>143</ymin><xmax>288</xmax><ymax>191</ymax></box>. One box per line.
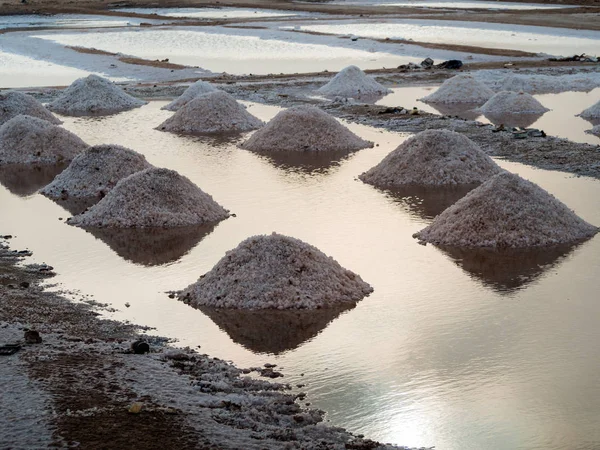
<box><xmin>0</xmin><ymin>91</ymin><xmax>61</xmax><ymax>125</ymax></box>
<box><xmin>421</xmin><ymin>74</ymin><xmax>494</xmax><ymax>104</ymax></box>
<box><xmin>317</xmin><ymin>65</ymin><xmax>392</xmax><ymax>98</ymax></box>
<box><xmin>162</xmin><ymin>80</ymin><xmax>219</xmax><ymax>111</ymax></box>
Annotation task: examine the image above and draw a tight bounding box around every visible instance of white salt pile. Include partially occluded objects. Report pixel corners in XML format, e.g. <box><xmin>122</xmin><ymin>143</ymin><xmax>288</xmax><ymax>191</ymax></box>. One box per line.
<box><xmin>479</xmin><ymin>91</ymin><xmax>549</xmax><ymax>115</ymax></box>
<box><xmin>421</xmin><ymin>74</ymin><xmax>494</xmax><ymax>104</ymax></box>
<box><xmin>0</xmin><ymin>115</ymin><xmax>87</xmax><ymax>165</ymax></box>
<box><xmin>41</xmin><ymin>144</ymin><xmax>153</xmax><ymax>200</ymax></box>
<box><xmin>67</xmin><ymin>168</ymin><xmax>229</xmax><ymax>228</ymax></box>
<box><xmin>240</xmin><ymin>105</ymin><xmax>373</xmax><ymax>153</ymax></box>
<box><xmin>157</xmin><ymin>91</ymin><xmax>263</xmax><ymax>134</ymax></box>
<box><xmin>499</xmin><ymin>73</ymin><xmax>600</xmax><ymax>95</ymax></box>
<box><xmin>0</xmin><ymin>91</ymin><xmax>61</xmax><ymax>126</ymax></box>
<box><xmin>579</xmin><ymin>99</ymin><xmax>600</xmax><ymax>121</ymax></box>
<box><xmin>162</xmin><ymin>80</ymin><xmax>219</xmax><ymax>111</ymax></box>
<box><xmin>360</xmin><ymin>129</ymin><xmax>502</xmax><ymax>188</ymax></box>
<box><xmin>414</xmin><ymin>171</ymin><xmax>598</xmax><ymax>248</ymax></box>
<box><xmin>47</xmin><ymin>74</ymin><xmax>146</xmax><ymax>116</ymax></box>
<box><xmin>317</xmin><ymin>65</ymin><xmax>392</xmax><ymax>98</ymax></box>
<box><xmin>178</xmin><ymin>232</ymin><xmax>373</xmax><ymax>310</ymax></box>
<box><xmin>587</xmin><ymin>124</ymin><xmax>600</xmax><ymax>136</ymax></box>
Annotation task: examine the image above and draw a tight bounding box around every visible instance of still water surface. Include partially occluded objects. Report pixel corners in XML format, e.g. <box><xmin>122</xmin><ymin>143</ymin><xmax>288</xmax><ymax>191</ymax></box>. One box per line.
<box><xmin>0</xmin><ymin>102</ymin><xmax>599</xmax><ymax>449</ymax></box>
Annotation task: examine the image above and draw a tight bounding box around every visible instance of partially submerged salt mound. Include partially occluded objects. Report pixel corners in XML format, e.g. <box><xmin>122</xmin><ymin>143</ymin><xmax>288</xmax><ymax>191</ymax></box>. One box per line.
<box><xmin>579</xmin><ymin>99</ymin><xmax>600</xmax><ymax>121</ymax></box>
<box><xmin>587</xmin><ymin>124</ymin><xmax>600</xmax><ymax>136</ymax></box>
<box><xmin>162</xmin><ymin>80</ymin><xmax>219</xmax><ymax>111</ymax></box>
<box><xmin>360</xmin><ymin>129</ymin><xmax>502</xmax><ymax>188</ymax></box>
<box><xmin>479</xmin><ymin>91</ymin><xmax>549</xmax><ymax>115</ymax></box>
<box><xmin>240</xmin><ymin>105</ymin><xmax>373</xmax><ymax>153</ymax></box>
<box><xmin>421</xmin><ymin>74</ymin><xmax>494</xmax><ymax>104</ymax></box>
<box><xmin>317</xmin><ymin>65</ymin><xmax>392</xmax><ymax>98</ymax></box>
<box><xmin>67</xmin><ymin>168</ymin><xmax>229</xmax><ymax>228</ymax></box>
<box><xmin>178</xmin><ymin>233</ymin><xmax>373</xmax><ymax>310</ymax></box>
<box><xmin>41</xmin><ymin>144</ymin><xmax>152</xmax><ymax>201</ymax></box>
<box><xmin>0</xmin><ymin>115</ymin><xmax>87</xmax><ymax>165</ymax></box>
<box><xmin>157</xmin><ymin>91</ymin><xmax>263</xmax><ymax>134</ymax></box>
<box><xmin>47</xmin><ymin>75</ymin><xmax>146</xmax><ymax>116</ymax></box>
<box><xmin>0</xmin><ymin>91</ymin><xmax>61</xmax><ymax>126</ymax></box>
<box><xmin>414</xmin><ymin>172</ymin><xmax>598</xmax><ymax>248</ymax></box>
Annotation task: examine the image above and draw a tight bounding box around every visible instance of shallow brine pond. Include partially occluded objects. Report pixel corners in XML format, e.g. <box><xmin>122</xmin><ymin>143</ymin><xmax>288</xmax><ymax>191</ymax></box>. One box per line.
<box><xmin>111</xmin><ymin>7</ymin><xmax>304</xmax><ymax>19</ymax></box>
<box><xmin>330</xmin><ymin>0</ymin><xmax>578</xmax><ymax>9</ymax></box>
<box><xmin>0</xmin><ymin>101</ymin><xmax>599</xmax><ymax>450</ymax></box>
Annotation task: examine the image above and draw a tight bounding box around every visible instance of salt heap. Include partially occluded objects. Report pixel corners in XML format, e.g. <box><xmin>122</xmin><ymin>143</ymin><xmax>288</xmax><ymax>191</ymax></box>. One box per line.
<box><xmin>317</xmin><ymin>65</ymin><xmax>392</xmax><ymax>98</ymax></box>
<box><xmin>0</xmin><ymin>91</ymin><xmax>61</xmax><ymax>126</ymax></box>
<box><xmin>68</xmin><ymin>168</ymin><xmax>229</xmax><ymax>228</ymax></box>
<box><xmin>157</xmin><ymin>91</ymin><xmax>263</xmax><ymax>134</ymax></box>
<box><xmin>360</xmin><ymin>129</ymin><xmax>502</xmax><ymax>188</ymax></box>
<box><xmin>421</xmin><ymin>74</ymin><xmax>494</xmax><ymax>104</ymax></box>
<box><xmin>162</xmin><ymin>80</ymin><xmax>219</xmax><ymax>111</ymax></box>
<box><xmin>0</xmin><ymin>115</ymin><xmax>87</xmax><ymax>165</ymax></box>
<box><xmin>479</xmin><ymin>91</ymin><xmax>549</xmax><ymax>115</ymax></box>
<box><xmin>414</xmin><ymin>171</ymin><xmax>598</xmax><ymax>248</ymax></box>
<box><xmin>240</xmin><ymin>105</ymin><xmax>373</xmax><ymax>153</ymax></box>
<box><xmin>41</xmin><ymin>144</ymin><xmax>153</xmax><ymax>200</ymax></box>
<box><xmin>47</xmin><ymin>75</ymin><xmax>146</xmax><ymax>116</ymax></box>
<box><xmin>579</xmin><ymin>99</ymin><xmax>600</xmax><ymax>121</ymax></box>
<box><xmin>178</xmin><ymin>233</ymin><xmax>373</xmax><ymax>310</ymax></box>
<box><xmin>587</xmin><ymin>124</ymin><xmax>600</xmax><ymax>136</ymax></box>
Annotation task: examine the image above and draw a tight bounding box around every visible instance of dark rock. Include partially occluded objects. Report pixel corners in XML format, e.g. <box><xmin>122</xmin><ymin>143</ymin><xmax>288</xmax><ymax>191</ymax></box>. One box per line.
<box><xmin>420</xmin><ymin>57</ymin><xmax>434</xmax><ymax>69</ymax></box>
<box><xmin>19</xmin><ymin>281</ymin><xmax>30</xmax><ymax>288</ymax></box>
<box><xmin>435</xmin><ymin>59</ymin><xmax>463</xmax><ymax>70</ymax></box>
<box><xmin>24</xmin><ymin>330</ymin><xmax>42</xmax><ymax>344</ymax></box>
<box><xmin>131</xmin><ymin>340</ymin><xmax>150</xmax><ymax>354</ymax></box>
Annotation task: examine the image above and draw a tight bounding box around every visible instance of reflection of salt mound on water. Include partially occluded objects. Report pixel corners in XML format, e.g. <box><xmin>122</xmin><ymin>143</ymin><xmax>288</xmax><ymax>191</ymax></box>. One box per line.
<box><xmin>200</xmin><ymin>304</ymin><xmax>354</xmax><ymax>354</ymax></box>
<box><xmin>158</xmin><ymin>91</ymin><xmax>263</xmax><ymax>134</ymax></box>
<box><xmin>86</xmin><ymin>224</ymin><xmax>217</xmax><ymax>266</ymax></box>
<box><xmin>587</xmin><ymin>124</ymin><xmax>600</xmax><ymax>136</ymax></box>
<box><xmin>0</xmin><ymin>163</ymin><xmax>68</xmax><ymax>197</ymax></box>
<box><xmin>0</xmin><ymin>115</ymin><xmax>87</xmax><ymax>165</ymax></box>
<box><xmin>482</xmin><ymin>111</ymin><xmax>545</xmax><ymax>128</ymax></box>
<box><xmin>0</xmin><ymin>91</ymin><xmax>61</xmax><ymax>125</ymax></box>
<box><xmin>47</xmin><ymin>75</ymin><xmax>146</xmax><ymax>116</ymax></box>
<box><xmin>421</xmin><ymin>74</ymin><xmax>494</xmax><ymax>104</ymax></box>
<box><xmin>162</xmin><ymin>80</ymin><xmax>219</xmax><ymax>111</ymax></box>
<box><xmin>68</xmin><ymin>168</ymin><xmax>229</xmax><ymax>228</ymax></box>
<box><xmin>579</xmin><ymin>99</ymin><xmax>600</xmax><ymax>122</ymax></box>
<box><xmin>41</xmin><ymin>144</ymin><xmax>153</xmax><ymax>202</ymax></box>
<box><xmin>427</xmin><ymin>102</ymin><xmax>482</xmax><ymax>121</ymax></box>
<box><xmin>414</xmin><ymin>172</ymin><xmax>598</xmax><ymax>248</ymax></box>
<box><xmin>240</xmin><ymin>105</ymin><xmax>372</xmax><ymax>153</ymax></box>
<box><xmin>385</xmin><ymin>185</ymin><xmax>476</xmax><ymax>221</ymax></box>
<box><xmin>479</xmin><ymin>91</ymin><xmax>548</xmax><ymax>115</ymax></box>
<box><xmin>317</xmin><ymin>65</ymin><xmax>392</xmax><ymax>98</ymax></box>
<box><xmin>360</xmin><ymin>130</ymin><xmax>502</xmax><ymax>188</ymax></box>
<box><xmin>179</xmin><ymin>233</ymin><xmax>373</xmax><ymax>310</ymax></box>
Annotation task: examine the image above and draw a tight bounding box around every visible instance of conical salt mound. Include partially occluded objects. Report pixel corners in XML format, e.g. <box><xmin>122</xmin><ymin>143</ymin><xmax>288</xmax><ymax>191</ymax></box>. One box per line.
<box><xmin>587</xmin><ymin>124</ymin><xmax>600</xmax><ymax>136</ymax></box>
<box><xmin>479</xmin><ymin>91</ymin><xmax>549</xmax><ymax>115</ymax></box>
<box><xmin>0</xmin><ymin>115</ymin><xmax>87</xmax><ymax>165</ymax></box>
<box><xmin>421</xmin><ymin>74</ymin><xmax>494</xmax><ymax>104</ymax></box>
<box><xmin>579</xmin><ymin>100</ymin><xmax>600</xmax><ymax>121</ymax></box>
<box><xmin>41</xmin><ymin>144</ymin><xmax>153</xmax><ymax>200</ymax></box>
<box><xmin>178</xmin><ymin>232</ymin><xmax>373</xmax><ymax>310</ymax></box>
<box><xmin>162</xmin><ymin>80</ymin><xmax>219</xmax><ymax>111</ymax></box>
<box><xmin>47</xmin><ymin>75</ymin><xmax>146</xmax><ymax>116</ymax></box>
<box><xmin>0</xmin><ymin>91</ymin><xmax>61</xmax><ymax>126</ymax></box>
<box><xmin>317</xmin><ymin>65</ymin><xmax>392</xmax><ymax>98</ymax></box>
<box><xmin>360</xmin><ymin>129</ymin><xmax>502</xmax><ymax>188</ymax></box>
<box><xmin>414</xmin><ymin>172</ymin><xmax>598</xmax><ymax>248</ymax></box>
<box><xmin>67</xmin><ymin>167</ymin><xmax>229</xmax><ymax>228</ymax></box>
<box><xmin>157</xmin><ymin>91</ymin><xmax>263</xmax><ymax>135</ymax></box>
<box><xmin>240</xmin><ymin>105</ymin><xmax>373</xmax><ymax>153</ymax></box>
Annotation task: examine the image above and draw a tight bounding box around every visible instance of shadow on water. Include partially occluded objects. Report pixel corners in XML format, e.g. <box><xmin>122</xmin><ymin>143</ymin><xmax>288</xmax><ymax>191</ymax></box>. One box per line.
<box><xmin>44</xmin><ymin>195</ymin><xmax>99</xmax><ymax>216</ymax></box>
<box><xmin>425</xmin><ymin>102</ymin><xmax>484</xmax><ymax>121</ymax></box>
<box><xmin>199</xmin><ymin>304</ymin><xmax>356</xmax><ymax>355</ymax></box>
<box><xmin>0</xmin><ymin>163</ymin><xmax>68</xmax><ymax>197</ymax></box>
<box><xmin>249</xmin><ymin>149</ymin><xmax>358</xmax><ymax>174</ymax></box>
<box><xmin>83</xmin><ymin>224</ymin><xmax>218</xmax><ymax>266</ymax></box>
<box><xmin>483</xmin><ymin>111</ymin><xmax>546</xmax><ymax>129</ymax></box>
<box><xmin>436</xmin><ymin>242</ymin><xmax>582</xmax><ymax>294</ymax></box>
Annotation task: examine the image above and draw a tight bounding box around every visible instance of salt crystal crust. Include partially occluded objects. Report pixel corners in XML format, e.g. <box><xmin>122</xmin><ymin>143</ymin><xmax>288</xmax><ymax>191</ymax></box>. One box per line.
<box><xmin>479</xmin><ymin>91</ymin><xmax>549</xmax><ymax>115</ymax></box>
<box><xmin>240</xmin><ymin>105</ymin><xmax>373</xmax><ymax>153</ymax></box>
<box><xmin>47</xmin><ymin>75</ymin><xmax>146</xmax><ymax>116</ymax></box>
<box><xmin>0</xmin><ymin>91</ymin><xmax>61</xmax><ymax>126</ymax></box>
<box><xmin>421</xmin><ymin>74</ymin><xmax>494</xmax><ymax>104</ymax></box>
<box><xmin>360</xmin><ymin>129</ymin><xmax>502</xmax><ymax>187</ymax></box>
<box><xmin>317</xmin><ymin>65</ymin><xmax>392</xmax><ymax>98</ymax></box>
<box><xmin>162</xmin><ymin>80</ymin><xmax>219</xmax><ymax>111</ymax></box>
<box><xmin>414</xmin><ymin>171</ymin><xmax>598</xmax><ymax>248</ymax></box>
<box><xmin>157</xmin><ymin>91</ymin><xmax>263</xmax><ymax>134</ymax></box>
<box><xmin>0</xmin><ymin>115</ymin><xmax>87</xmax><ymax>165</ymax></box>
<box><xmin>179</xmin><ymin>233</ymin><xmax>373</xmax><ymax>310</ymax></box>
<box><xmin>67</xmin><ymin>167</ymin><xmax>229</xmax><ymax>228</ymax></box>
<box><xmin>41</xmin><ymin>144</ymin><xmax>152</xmax><ymax>200</ymax></box>
<box><xmin>579</xmin><ymin>100</ymin><xmax>600</xmax><ymax>120</ymax></box>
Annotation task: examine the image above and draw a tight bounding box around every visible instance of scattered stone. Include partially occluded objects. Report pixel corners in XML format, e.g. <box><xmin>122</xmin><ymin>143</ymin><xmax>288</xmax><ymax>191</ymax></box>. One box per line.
<box><xmin>24</xmin><ymin>330</ymin><xmax>42</xmax><ymax>344</ymax></box>
<box><xmin>47</xmin><ymin>74</ymin><xmax>146</xmax><ymax>116</ymax></box>
<box><xmin>435</xmin><ymin>59</ymin><xmax>463</xmax><ymax>70</ymax></box>
<box><xmin>67</xmin><ymin>168</ymin><xmax>229</xmax><ymax>228</ymax></box>
<box><xmin>0</xmin><ymin>344</ymin><xmax>21</xmax><ymax>356</ymax></box>
<box><xmin>131</xmin><ymin>341</ymin><xmax>150</xmax><ymax>354</ymax></box>
<box><xmin>19</xmin><ymin>281</ymin><xmax>30</xmax><ymax>288</ymax></box>
<box><xmin>420</xmin><ymin>58</ymin><xmax>434</xmax><ymax>69</ymax></box>
<box><xmin>240</xmin><ymin>105</ymin><xmax>373</xmax><ymax>153</ymax></box>
<box><xmin>421</xmin><ymin>74</ymin><xmax>494</xmax><ymax>104</ymax></box>
<box><xmin>360</xmin><ymin>130</ymin><xmax>502</xmax><ymax>188</ymax></box>
<box><xmin>178</xmin><ymin>232</ymin><xmax>373</xmax><ymax>310</ymax></box>
<box><xmin>157</xmin><ymin>91</ymin><xmax>263</xmax><ymax>134</ymax></box>
<box><xmin>128</xmin><ymin>402</ymin><xmax>144</xmax><ymax>413</ymax></box>
<box><xmin>414</xmin><ymin>171</ymin><xmax>598</xmax><ymax>248</ymax></box>
<box><xmin>161</xmin><ymin>80</ymin><xmax>219</xmax><ymax>111</ymax></box>
<box><xmin>317</xmin><ymin>65</ymin><xmax>392</xmax><ymax>98</ymax></box>
<box><xmin>0</xmin><ymin>91</ymin><xmax>61</xmax><ymax>126</ymax></box>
